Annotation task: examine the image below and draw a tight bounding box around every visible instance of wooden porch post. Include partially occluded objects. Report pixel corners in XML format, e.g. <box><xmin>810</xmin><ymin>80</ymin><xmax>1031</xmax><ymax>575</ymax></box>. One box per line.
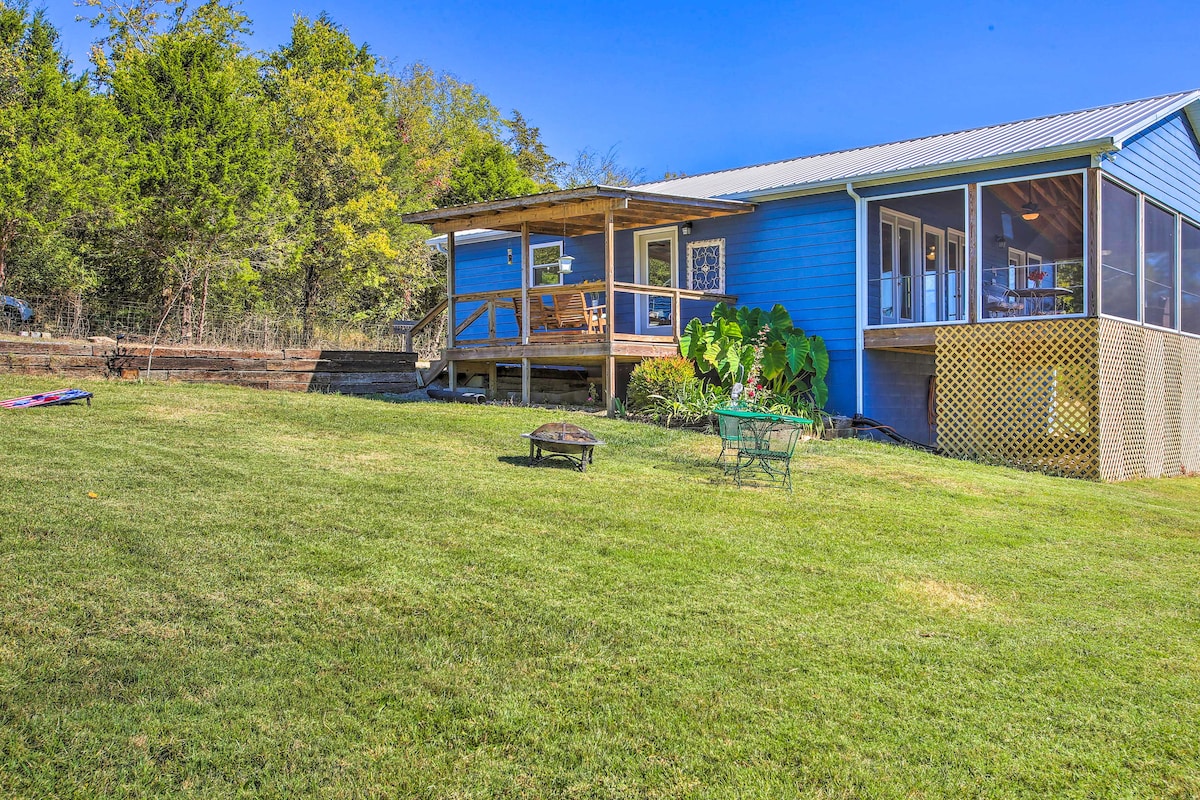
<box><xmin>604</xmin><ymin>356</ymin><xmax>616</xmax><ymax>417</ymax></box>
<box><xmin>521</xmin><ymin>357</ymin><xmax>531</xmax><ymax>405</ymax></box>
<box><xmin>967</xmin><ymin>184</ymin><xmax>979</xmax><ymax>323</ymax></box>
<box><xmin>520</xmin><ymin>222</ymin><xmax>530</xmax><ymax>345</ymax></box>
<box><xmin>604</xmin><ymin>210</ymin><xmax>615</xmax><ymax>343</ymax></box>
<box><xmin>447</xmin><ymin>231</ymin><xmax>457</xmax><ymax>390</ymax></box>
<box><xmin>1086</xmin><ymin>167</ymin><xmax>1101</xmax><ymax>316</ymax></box>
<box><xmin>488</xmin><ymin>362</ymin><xmax>498</xmax><ymax>400</ymax></box>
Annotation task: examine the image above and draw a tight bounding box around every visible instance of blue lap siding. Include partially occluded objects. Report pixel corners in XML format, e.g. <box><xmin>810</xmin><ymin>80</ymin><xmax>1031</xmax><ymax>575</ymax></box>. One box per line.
<box><xmin>1101</xmin><ymin>112</ymin><xmax>1200</xmax><ymax>222</ymax></box>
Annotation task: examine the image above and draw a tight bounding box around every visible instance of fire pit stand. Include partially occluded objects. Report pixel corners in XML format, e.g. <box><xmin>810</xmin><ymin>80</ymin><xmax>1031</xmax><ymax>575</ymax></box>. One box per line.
<box><xmin>521</xmin><ymin>422</ymin><xmax>604</xmax><ymax>472</ymax></box>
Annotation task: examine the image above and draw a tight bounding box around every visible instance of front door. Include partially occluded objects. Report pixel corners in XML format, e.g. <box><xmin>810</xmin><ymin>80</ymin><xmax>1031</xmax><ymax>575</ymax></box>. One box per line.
<box><xmin>634</xmin><ymin>227</ymin><xmax>677</xmax><ymax>334</ymax></box>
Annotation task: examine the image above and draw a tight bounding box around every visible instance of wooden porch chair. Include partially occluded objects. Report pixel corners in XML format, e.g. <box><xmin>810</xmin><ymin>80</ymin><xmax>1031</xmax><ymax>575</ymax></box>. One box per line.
<box><xmin>512</xmin><ymin>295</ymin><xmax>553</xmax><ymax>334</ymax></box>
<box><xmin>550</xmin><ymin>292</ymin><xmax>607</xmax><ymax>334</ymax></box>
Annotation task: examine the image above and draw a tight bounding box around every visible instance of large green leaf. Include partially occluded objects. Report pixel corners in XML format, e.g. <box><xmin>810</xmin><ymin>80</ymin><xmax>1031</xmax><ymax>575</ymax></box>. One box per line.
<box><xmin>785</xmin><ymin>336</ymin><xmax>810</xmax><ymax>376</ymax></box>
<box><xmin>717</xmin><ymin>339</ymin><xmax>743</xmax><ymax>384</ymax></box>
<box><xmin>710</xmin><ymin>302</ymin><xmax>736</xmax><ymax>325</ymax></box>
<box><xmin>760</xmin><ymin>341</ymin><xmax>787</xmax><ymax>381</ymax></box>
<box><xmin>717</xmin><ymin>319</ymin><xmax>743</xmax><ymax>341</ymax></box>
<box><xmin>808</xmin><ymin>336</ymin><xmax>830</xmax><ymax>379</ymax></box>
<box><xmin>811</xmin><ymin>372</ymin><xmax>828</xmax><ymax>408</ymax></box>
<box><xmin>767</xmin><ymin>304</ymin><xmax>793</xmax><ymax>333</ymax></box>
<box><xmin>679</xmin><ymin>317</ymin><xmax>704</xmax><ymax>359</ymax></box>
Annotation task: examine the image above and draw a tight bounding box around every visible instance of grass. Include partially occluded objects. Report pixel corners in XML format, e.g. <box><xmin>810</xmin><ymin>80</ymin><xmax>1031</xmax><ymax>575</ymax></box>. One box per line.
<box><xmin>0</xmin><ymin>376</ymin><xmax>1198</xmax><ymax>798</ymax></box>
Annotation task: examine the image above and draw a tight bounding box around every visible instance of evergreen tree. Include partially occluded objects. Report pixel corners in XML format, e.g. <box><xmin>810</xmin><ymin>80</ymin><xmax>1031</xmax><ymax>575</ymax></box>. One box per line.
<box><xmin>105</xmin><ymin>0</ymin><xmax>276</xmax><ymax>339</ymax></box>
<box><xmin>0</xmin><ymin>3</ymin><xmax>108</xmax><ymax>296</ymax></box>
<box><xmin>505</xmin><ymin>109</ymin><xmax>562</xmax><ymax>191</ymax></box>
<box><xmin>435</xmin><ymin>139</ymin><xmax>538</xmax><ymax>207</ymax></box>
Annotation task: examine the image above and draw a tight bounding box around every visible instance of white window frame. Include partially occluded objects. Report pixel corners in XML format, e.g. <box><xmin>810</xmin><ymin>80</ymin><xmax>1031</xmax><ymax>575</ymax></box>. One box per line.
<box><xmin>947</xmin><ymin>228</ymin><xmax>967</xmax><ymax>321</ymax></box>
<box><xmin>879</xmin><ymin>207</ymin><xmax>922</xmax><ymax>324</ymax></box>
<box><xmin>1095</xmin><ymin>172</ymin><xmax>1200</xmax><ymax>338</ymax></box>
<box><xmin>975</xmin><ymin>168</ymin><xmax>1090</xmax><ymax>324</ymax></box>
<box><xmin>634</xmin><ymin>226</ymin><xmax>679</xmax><ymax>335</ymax></box>
<box><xmin>530</xmin><ymin>240</ymin><xmax>564</xmax><ymax>287</ymax></box>
<box><xmin>685</xmin><ymin>238</ymin><xmax>726</xmax><ymax>294</ymax></box>
<box><xmin>1142</xmin><ymin>197</ymin><xmax>1179</xmax><ymax>332</ymax></box>
<box><xmin>864</xmin><ymin>186</ymin><xmax>969</xmax><ymax>329</ymax></box>
<box><xmin>921</xmin><ymin>225</ymin><xmax>945</xmax><ymax>325</ymax></box>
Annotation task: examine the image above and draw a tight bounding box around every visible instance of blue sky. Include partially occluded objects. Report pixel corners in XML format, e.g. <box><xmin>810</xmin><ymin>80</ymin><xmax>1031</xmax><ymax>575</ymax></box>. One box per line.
<box><xmin>41</xmin><ymin>0</ymin><xmax>1200</xmax><ymax>182</ymax></box>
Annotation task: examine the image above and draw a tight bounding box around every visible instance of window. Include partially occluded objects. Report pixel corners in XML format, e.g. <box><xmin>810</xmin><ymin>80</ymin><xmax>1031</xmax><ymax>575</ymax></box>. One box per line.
<box><xmin>686</xmin><ymin>238</ymin><xmax>725</xmax><ymax>293</ymax></box>
<box><xmin>531</xmin><ymin>241</ymin><xmax>563</xmax><ymax>286</ymax></box>
<box><xmin>922</xmin><ymin>226</ymin><xmax>944</xmax><ymax>325</ymax></box>
<box><xmin>1143</xmin><ymin>201</ymin><xmax>1176</xmax><ymax>328</ymax></box>
<box><xmin>946</xmin><ymin>230</ymin><xmax>966</xmax><ymax>321</ymax></box>
<box><xmin>1183</xmin><ymin>220</ymin><xmax>1200</xmax><ymax>335</ymax></box>
<box><xmin>878</xmin><ymin>209</ymin><xmax>918</xmax><ymax>323</ymax></box>
<box><xmin>1100</xmin><ymin>179</ymin><xmax>1139</xmax><ymax>320</ymax></box>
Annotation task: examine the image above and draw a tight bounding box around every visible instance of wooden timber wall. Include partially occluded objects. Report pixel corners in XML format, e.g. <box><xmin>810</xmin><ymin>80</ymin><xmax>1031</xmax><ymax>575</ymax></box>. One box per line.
<box><xmin>935</xmin><ymin>318</ymin><xmax>1200</xmax><ymax>481</ymax></box>
<box><xmin>936</xmin><ymin>319</ymin><xmax>1101</xmax><ymax>479</ymax></box>
<box><xmin>0</xmin><ymin>338</ymin><xmax>417</xmax><ymax>394</ymax></box>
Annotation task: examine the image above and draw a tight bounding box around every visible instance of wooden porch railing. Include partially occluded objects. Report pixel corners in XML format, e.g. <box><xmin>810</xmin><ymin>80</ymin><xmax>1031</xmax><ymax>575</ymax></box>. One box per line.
<box><xmin>448</xmin><ymin>279</ymin><xmax>736</xmax><ymax>348</ymax></box>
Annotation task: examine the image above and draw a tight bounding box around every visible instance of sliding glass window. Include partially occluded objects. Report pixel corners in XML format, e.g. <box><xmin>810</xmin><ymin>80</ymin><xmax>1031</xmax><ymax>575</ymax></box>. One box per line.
<box><xmin>1100</xmin><ymin>179</ymin><xmax>1139</xmax><ymax>320</ymax></box>
<box><xmin>1183</xmin><ymin>220</ymin><xmax>1200</xmax><ymax>335</ymax></box>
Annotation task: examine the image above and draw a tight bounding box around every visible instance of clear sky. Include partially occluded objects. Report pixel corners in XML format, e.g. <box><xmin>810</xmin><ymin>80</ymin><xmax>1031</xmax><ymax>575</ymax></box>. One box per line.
<box><xmin>40</xmin><ymin>0</ymin><xmax>1200</xmax><ymax>182</ymax></box>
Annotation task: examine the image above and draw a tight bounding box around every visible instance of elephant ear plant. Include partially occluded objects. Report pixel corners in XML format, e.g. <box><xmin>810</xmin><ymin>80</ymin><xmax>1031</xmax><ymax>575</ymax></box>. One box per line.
<box><xmin>679</xmin><ymin>303</ymin><xmax>829</xmax><ymax>412</ymax></box>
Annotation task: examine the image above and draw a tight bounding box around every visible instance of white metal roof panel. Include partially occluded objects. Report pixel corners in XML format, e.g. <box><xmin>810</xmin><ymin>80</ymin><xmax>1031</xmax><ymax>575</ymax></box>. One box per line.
<box><xmin>636</xmin><ymin>90</ymin><xmax>1200</xmax><ymax>199</ymax></box>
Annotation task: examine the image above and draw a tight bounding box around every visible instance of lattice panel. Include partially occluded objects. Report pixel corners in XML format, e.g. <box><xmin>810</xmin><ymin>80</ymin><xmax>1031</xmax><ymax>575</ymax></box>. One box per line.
<box><xmin>936</xmin><ymin>319</ymin><xmax>1100</xmax><ymax>479</ymax></box>
<box><xmin>1182</xmin><ymin>337</ymin><xmax>1200</xmax><ymax>475</ymax></box>
<box><xmin>1098</xmin><ymin>318</ymin><xmax>1200</xmax><ymax>481</ymax></box>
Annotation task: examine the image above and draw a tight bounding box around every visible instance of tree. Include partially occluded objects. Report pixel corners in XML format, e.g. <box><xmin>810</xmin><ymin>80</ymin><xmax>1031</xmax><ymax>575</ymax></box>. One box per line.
<box><xmin>104</xmin><ymin>0</ymin><xmax>276</xmax><ymax>339</ymax></box>
<box><xmin>555</xmin><ymin>145</ymin><xmax>645</xmax><ymax>188</ymax></box>
<box><xmin>388</xmin><ymin>62</ymin><xmax>505</xmax><ymax>209</ymax></box>
<box><xmin>263</xmin><ymin>14</ymin><xmax>409</xmax><ymax>339</ymax></box>
<box><xmin>505</xmin><ymin>109</ymin><xmax>562</xmax><ymax>191</ymax></box>
<box><xmin>435</xmin><ymin>139</ymin><xmax>538</xmax><ymax>207</ymax></box>
<box><xmin>0</xmin><ymin>3</ymin><xmax>108</xmax><ymax>296</ymax></box>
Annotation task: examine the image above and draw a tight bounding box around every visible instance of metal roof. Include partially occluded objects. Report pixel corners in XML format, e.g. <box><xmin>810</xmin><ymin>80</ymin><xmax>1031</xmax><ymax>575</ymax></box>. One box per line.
<box><xmin>636</xmin><ymin>90</ymin><xmax>1200</xmax><ymax>200</ymax></box>
<box><xmin>402</xmin><ymin>185</ymin><xmax>753</xmax><ymax>236</ymax></box>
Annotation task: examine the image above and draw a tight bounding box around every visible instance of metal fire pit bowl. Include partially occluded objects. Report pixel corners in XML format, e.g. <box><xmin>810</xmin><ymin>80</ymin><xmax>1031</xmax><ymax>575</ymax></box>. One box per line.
<box><xmin>521</xmin><ymin>422</ymin><xmax>604</xmax><ymax>472</ymax></box>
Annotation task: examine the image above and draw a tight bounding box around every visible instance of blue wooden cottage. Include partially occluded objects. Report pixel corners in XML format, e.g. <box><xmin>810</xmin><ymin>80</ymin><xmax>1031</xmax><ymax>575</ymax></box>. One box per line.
<box><xmin>404</xmin><ymin>90</ymin><xmax>1200</xmax><ymax>480</ymax></box>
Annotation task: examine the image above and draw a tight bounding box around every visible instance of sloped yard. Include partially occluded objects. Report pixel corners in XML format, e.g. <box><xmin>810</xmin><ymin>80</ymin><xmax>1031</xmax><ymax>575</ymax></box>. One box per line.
<box><xmin>0</xmin><ymin>377</ymin><xmax>1197</xmax><ymax>798</ymax></box>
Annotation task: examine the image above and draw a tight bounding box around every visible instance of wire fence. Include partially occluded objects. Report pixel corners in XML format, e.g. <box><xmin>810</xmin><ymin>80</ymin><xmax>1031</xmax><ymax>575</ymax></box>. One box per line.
<box><xmin>0</xmin><ymin>294</ymin><xmax>442</xmax><ymax>355</ymax></box>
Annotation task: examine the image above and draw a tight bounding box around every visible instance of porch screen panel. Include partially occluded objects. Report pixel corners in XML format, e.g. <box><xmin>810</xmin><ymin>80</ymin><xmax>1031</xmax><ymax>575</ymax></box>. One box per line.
<box><xmin>1143</xmin><ymin>202</ymin><xmax>1176</xmax><ymax>328</ymax></box>
<box><xmin>1100</xmin><ymin>179</ymin><xmax>1138</xmax><ymax>321</ymax></box>
<box><xmin>1181</xmin><ymin>220</ymin><xmax>1200</xmax><ymax>335</ymax></box>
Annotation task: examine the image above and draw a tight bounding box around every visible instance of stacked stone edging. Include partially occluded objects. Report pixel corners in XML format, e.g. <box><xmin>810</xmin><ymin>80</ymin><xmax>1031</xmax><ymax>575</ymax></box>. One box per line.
<box><xmin>0</xmin><ymin>337</ymin><xmax>417</xmax><ymax>394</ymax></box>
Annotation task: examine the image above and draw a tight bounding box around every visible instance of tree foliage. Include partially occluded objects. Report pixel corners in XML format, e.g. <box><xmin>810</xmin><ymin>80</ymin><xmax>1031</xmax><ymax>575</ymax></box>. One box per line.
<box><xmin>0</xmin><ymin>3</ymin><xmax>645</xmax><ymax>342</ymax></box>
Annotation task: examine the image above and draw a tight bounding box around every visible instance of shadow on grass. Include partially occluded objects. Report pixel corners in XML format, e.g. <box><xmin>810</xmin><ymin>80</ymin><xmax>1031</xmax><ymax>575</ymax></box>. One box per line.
<box><xmin>496</xmin><ymin>454</ymin><xmax>585</xmax><ymax>471</ymax></box>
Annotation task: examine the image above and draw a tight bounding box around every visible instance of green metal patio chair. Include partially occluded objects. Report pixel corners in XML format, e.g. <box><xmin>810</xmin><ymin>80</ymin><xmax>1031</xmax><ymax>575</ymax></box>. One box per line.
<box><xmin>714</xmin><ymin>408</ymin><xmax>744</xmax><ymax>470</ymax></box>
<box><xmin>733</xmin><ymin>417</ymin><xmax>804</xmax><ymax>491</ymax></box>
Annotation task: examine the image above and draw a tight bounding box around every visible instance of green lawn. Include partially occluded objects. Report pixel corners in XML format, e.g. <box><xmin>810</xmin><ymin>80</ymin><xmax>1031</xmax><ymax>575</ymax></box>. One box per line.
<box><xmin>1</xmin><ymin>377</ymin><xmax>1198</xmax><ymax>799</ymax></box>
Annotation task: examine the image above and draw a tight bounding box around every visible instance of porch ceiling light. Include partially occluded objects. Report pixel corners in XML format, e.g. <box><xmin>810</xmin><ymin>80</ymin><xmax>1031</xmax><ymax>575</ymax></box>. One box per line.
<box><xmin>1021</xmin><ymin>181</ymin><xmax>1041</xmax><ymax>221</ymax></box>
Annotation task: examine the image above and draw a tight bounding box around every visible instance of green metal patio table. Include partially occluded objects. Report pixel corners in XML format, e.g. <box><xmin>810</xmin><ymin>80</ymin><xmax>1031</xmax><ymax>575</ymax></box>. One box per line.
<box><xmin>714</xmin><ymin>407</ymin><xmax>811</xmax><ymax>490</ymax></box>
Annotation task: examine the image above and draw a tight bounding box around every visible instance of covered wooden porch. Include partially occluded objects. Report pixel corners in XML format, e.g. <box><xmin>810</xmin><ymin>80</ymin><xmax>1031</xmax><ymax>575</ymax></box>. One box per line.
<box><xmin>403</xmin><ymin>186</ymin><xmax>754</xmax><ymax>414</ymax></box>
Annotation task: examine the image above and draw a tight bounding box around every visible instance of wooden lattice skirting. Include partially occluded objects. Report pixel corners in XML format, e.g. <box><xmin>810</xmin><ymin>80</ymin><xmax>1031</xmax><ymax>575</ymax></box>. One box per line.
<box><xmin>935</xmin><ymin>318</ymin><xmax>1200</xmax><ymax>481</ymax></box>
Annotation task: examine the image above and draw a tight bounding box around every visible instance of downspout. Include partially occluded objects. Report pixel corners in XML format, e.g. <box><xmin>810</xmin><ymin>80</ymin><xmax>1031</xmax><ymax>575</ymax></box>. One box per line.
<box><xmin>846</xmin><ymin>182</ymin><xmax>865</xmax><ymax>415</ymax></box>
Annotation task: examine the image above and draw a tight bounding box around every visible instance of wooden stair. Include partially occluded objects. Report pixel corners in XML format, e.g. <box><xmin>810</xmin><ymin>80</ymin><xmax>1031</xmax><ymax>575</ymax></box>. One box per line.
<box><xmin>419</xmin><ymin>356</ymin><xmax>449</xmax><ymax>387</ymax></box>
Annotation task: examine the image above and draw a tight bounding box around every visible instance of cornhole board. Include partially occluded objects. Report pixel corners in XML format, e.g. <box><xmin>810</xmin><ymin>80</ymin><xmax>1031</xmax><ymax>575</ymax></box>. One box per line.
<box><xmin>1</xmin><ymin>388</ymin><xmax>93</xmax><ymax>409</ymax></box>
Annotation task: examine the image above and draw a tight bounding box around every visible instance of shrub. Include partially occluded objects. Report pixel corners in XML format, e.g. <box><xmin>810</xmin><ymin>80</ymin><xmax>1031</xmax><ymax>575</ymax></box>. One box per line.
<box><xmin>636</xmin><ymin>380</ymin><xmax>730</xmax><ymax>428</ymax></box>
<box><xmin>626</xmin><ymin>356</ymin><xmax>697</xmax><ymax>410</ymax></box>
